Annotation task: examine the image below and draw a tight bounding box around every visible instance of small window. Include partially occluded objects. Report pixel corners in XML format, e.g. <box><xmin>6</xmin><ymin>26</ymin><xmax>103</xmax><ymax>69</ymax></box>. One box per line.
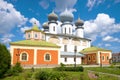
<box><xmin>64</xmin><ymin>45</ymin><xmax>67</xmax><ymax>52</ymax></box>
<box><xmin>45</xmin><ymin>54</ymin><xmax>51</xmax><ymax>61</ymax></box>
<box><xmin>53</xmin><ymin>26</ymin><xmax>55</xmax><ymax>31</ymax></box>
<box><xmin>65</xmin><ymin>57</ymin><xmax>67</xmax><ymax>62</ymax></box>
<box><xmin>65</xmin><ymin>28</ymin><xmax>66</xmax><ymax>34</ymax></box>
<box><xmin>28</xmin><ymin>34</ymin><xmax>30</xmax><ymax>38</ymax></box>
<box><xmin>34</xmin><ymin>34</ymin><xmax>37</xmax><ymax>38</ymax></box>
<box><xmin>21</xmin><ymin>53</ymin><xmax>27</xmax><ymax>61</ymax></box>
<box><xmin>88</xmin><ymin>56</ymin><xmax>91</xmax><ymax>61</ymax></box>
<box><xmin>74</xmin><ymin>46</ymin><xmax>77</xmax><ymax>52</ymax></box>
<box><xmin>69</xmin><ymin>27</ymin><xmax>71</xmax><ymax>34</ymax></box>
<box><xmin>107</xmin><ymin>56</ymin><xmax>109</xmax><ymax>60</ymax></box>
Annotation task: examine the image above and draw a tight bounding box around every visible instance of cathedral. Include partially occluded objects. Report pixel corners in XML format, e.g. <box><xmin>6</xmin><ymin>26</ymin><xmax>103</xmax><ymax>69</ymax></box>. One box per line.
<box><xmin>10</xmin><ymin>9</ymin><xmax>112</xmax><ymax>67</ymax></box>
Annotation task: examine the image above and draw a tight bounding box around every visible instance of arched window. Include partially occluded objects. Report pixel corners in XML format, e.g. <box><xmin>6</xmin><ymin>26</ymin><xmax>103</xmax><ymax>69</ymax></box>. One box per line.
<box><xmin>34</xmin><ymin>34</ymin><xmax>37</xmax><ymax>38</ymax></box>
<box><xmin>21</xmin><ymin>53</ymin><xmax>28</xmax><ymax>61</ymax></box>
<box><xmin>69</xmin><ymin>27</ymin><xmax>71</xmax><ymax>34</ymax></box>
<box><xmin>44</xmin><ymin>53</ymin><xmax>51</xmax><ymax>61</ymax></box>
<box><xmin>65</xmin><ymin>27</ymin><xmax>66</xmax><ymax>34</ymax></box>
<box><xmin>53</xmin><ymin>26</ymin><xmax>55</xmax><ymax>31</ymax></box>
<box><xmin>28</xmin><ymin>33</ymin><xmax>30</xmax><ymax>38</ymax></box>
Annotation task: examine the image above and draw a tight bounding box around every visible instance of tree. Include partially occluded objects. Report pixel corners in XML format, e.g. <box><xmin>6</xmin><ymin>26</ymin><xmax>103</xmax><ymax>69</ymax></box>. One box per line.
<box><xmin>0</xmin><ymin>43</ymin><xmax>11</xmax><ymax>78</ymax></box>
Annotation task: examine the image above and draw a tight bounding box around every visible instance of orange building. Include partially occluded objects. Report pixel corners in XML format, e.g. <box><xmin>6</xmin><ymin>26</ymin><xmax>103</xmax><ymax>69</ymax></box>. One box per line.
<box><xmin>80</xmin><ymin>47</ymin><xmax>112</xmax><ymax>65</ymax></box>
<box><xmin>10</xmin><ymin>24</ymin><xmax>60</xmax><ymax>67</ymax></box>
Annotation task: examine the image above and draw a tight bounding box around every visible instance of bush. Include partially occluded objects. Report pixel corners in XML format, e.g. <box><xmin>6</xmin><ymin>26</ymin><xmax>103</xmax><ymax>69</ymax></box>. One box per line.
<box><xmin>35</xmin><ymin>70</ymin><xmax>50</xmax><ymax>80</ymax></box>
<box><xmin>54</xmin><ymin>66</ymin><xmax>84</xmax><ymax>72</ymax></box>
<box><xmin>34</xmin><ymin>70</ymin><xmax>68</xmax><ymax>80</ymax></box>
<box><xmin>6</xmin><ymin>62</ymin><xmax>23</xmax><ymax>76</ymax></box>
<box><xmin>0</xmin><ymin>43</ymin><xmax>11</xmax><ymax>78</ymax></box>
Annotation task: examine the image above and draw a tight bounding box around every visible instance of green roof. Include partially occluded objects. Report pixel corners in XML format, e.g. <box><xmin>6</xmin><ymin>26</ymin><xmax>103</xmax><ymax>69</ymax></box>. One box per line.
<box><xmin>10</xmin><ymin>40</ymin><xmax>60</xmax><ymax>48</ymax></box>
<box><xmin>80</xmin><ymin>46</ymin><xmax>111</xmax><ymax>53</ymax></box>
<box><xmin>25</xmin><ymin>25</ymin><xmax>44</xmax><ymax>33</ymax></box>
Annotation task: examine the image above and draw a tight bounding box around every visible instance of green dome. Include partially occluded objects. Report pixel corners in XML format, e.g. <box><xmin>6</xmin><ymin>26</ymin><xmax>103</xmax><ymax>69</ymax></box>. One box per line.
<box><xmin>32</xmin><ymin>24</ymin><xmax>39</xmax><ymax>30</ymax></box>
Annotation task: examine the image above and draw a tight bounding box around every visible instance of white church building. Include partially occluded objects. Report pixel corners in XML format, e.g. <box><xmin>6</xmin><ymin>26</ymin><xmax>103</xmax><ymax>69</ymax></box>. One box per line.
<box><xmin>43</xmin><ymin>9</ymin><xmax>91</xmax><ymax>65</ymax></box>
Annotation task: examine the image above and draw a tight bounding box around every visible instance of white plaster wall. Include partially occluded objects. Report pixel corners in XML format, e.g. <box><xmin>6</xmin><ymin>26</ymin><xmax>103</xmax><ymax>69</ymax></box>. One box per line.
<box><xmin>76</xmin><ymin>28</ymin><xmax>84</xmax><ymax>38</ymax></box>
<box><xmin>62</xmin><ymin>24</ymin><xmax>72</xmax><ymax>35</ymax></box>
<box><xmin>49</xmin><ymin>23</ymin><xmax>57</xmax><ymax>34</ymax></box>
<box><xmin>60</xmin><ymin>57</ymin><xmax>81</xmax><ymax>64</ymax></box>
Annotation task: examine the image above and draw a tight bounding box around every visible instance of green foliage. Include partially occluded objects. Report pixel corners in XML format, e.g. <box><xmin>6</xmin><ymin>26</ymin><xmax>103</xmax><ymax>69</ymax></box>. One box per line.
<box><xmin>0</xmin><ymin>43</ymin><xmax>11</xmax><ymax>78</ymax></box>
<box><xmin>109</xmin><ymin>64</ymin><xmax>115</xmax><ymax>68</ymax></box>
<box><xmin>34</xmin><ymin>70</ymin><xmax>68</xmax><ymax>80</ymax></box>
<box><xmin>54</xmin><ymin>66</ymin><xmax>84</xmax><ymax>72</ymax></box>
<box><xmin>7</xmin><ymin>62</ymin><xmax>23</xmax><ymax>76</ymax></box>
<box><xmin>35</xmin><ymin>70</ymin><xmax>49</xmax><ymax>80</ymax></box>
<box><xmin>60</xmin><ymin>63</ymin><xmax>65</xmax><ymax>67</ymax></box>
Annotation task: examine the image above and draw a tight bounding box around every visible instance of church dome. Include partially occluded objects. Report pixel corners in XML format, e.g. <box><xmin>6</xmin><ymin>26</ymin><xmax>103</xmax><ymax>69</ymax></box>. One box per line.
<box><xmin>75</xmin><ymin>18</ymin><xmax>84</xmax><ymax>26</ymax></box>
<box><xmin>48</xmin><ymin>11</ymin><xmax>58</xmax><ymax>21</ymax></box>
<box><xmin>43</xmin><ymin>22</ymin><xmax>49</xmax><ymax>29</ymax></box>
<box><xmin>60</xmin><ymin>9</ymin><xmax>74</xmax><ymax>22</ymax></box>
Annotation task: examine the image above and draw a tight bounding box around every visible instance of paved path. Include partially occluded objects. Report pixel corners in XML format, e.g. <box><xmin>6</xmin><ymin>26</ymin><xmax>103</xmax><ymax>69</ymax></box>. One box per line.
<box><xmin>87</xmin><ymin>70</ymin><xmax>120</xmax><ymax>79</ymax></box>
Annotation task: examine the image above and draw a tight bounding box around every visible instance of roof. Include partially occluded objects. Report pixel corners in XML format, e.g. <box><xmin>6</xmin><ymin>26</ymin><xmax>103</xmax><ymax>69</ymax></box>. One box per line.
<box><xmin>80</xmin><ymin>46</ymin><xmax>111</xmax><ymax>53</ymax></box>
<box><xmin>45</xmin><ymin>33</ymin><xmax>91</xmax><ymax>41</ymax></box>
<box><xmin>10</xmin><ymin>40</ymin><xmax>60</xmax><ymax>48</ymax></box>
<box><xmin>25</xmin><ymin>24</ymin><xmax>44</xmax><ymax>33</ymax></box>
<box><xmin>60</xmin><ymin>51</ymin><xmax>84</xmax><ymax>57</ymax></box>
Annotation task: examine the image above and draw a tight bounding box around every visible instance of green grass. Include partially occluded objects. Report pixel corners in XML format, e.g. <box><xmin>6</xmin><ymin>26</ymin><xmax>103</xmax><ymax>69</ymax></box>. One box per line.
<box><xmin>86</xmin><ymin>67</ymin><xmax>120</xmax><ymax>75</ymax></box>
<box><xmin>1</xmin><ymin>67</ymin><xmax>120</xmax><ymax>80</ymax></box>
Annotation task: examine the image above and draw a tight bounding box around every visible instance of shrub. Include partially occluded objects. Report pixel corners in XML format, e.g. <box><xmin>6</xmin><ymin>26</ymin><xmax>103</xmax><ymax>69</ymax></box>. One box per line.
<box><xmin>34</xmin><ymin>70</ymin><xmax>68</xmax><ymax>80</ymax></box>
<box><xmin>0</xmin><ymin>43</ymin><xmax>11</xmax><ymax>78</ymax></box>
<box><xmin>12</xmin><ymin>62</ymin><xmax>23</xmax><ymax>73</ymax></box>
<box><xmin>35</xmin><ymin>70</ymin><xmax>50</xmax><ymax>80</ymax></box>
<box><xmin>60</xmin><ymin>63</ymin><xmax>65</xmax><ymax>67</ymax></box>
<box><xmin>6</xmin><ymin>62</ymin><xmax>23</xmax><ymax>76</ymax></box>
<box><xmin>54</xmin><ymin>66</ymin><xmax>84</xmax><ymax>72</ymax></box>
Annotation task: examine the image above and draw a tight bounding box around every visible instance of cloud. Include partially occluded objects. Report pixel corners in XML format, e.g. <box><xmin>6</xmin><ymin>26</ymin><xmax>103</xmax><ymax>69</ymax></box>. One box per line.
<box><xmin>29</xmin><ymin>18</ymin><xmax>41</xmax><ymax>27</ymax></box>
<box><xmin>83</xmin><ymin>13</ymin><xmax>120</xmax><ymax>41</ymax></box>
<box><xmin>103</xmin><ymin>36</ymin><xmax>120</xmax><ymax>43</ymax></box>
<box><xmin>87</xmin><ymin>0</ymin><xmax>104</xmax><ymax>11</ymax></box>
<box><xmin>39</xmin><ymin>0</ymin><xmax>49</xmax><ymax>9</ymax></box>
<box><xmin>0</xmin><ymin>0</ymin><xmax>28</xmax><ymax>34</ymax></box>
<box><xmin>114</xmin><ymin>0</ymin><xmax>120</xmax><ymax>3</ymax></box>
<box><xmin>20</xmin><ymin>26</ymin><xmax>31</xmax><ymax>33</ymax></box>
<box><xmin>0</xmin><ymin>34</ymin><xmax>14</xmax><ymax>44</ymax></box>
<box><xmin>105</xmin><ymin>44</ymin><xmax>111</xmax><ymax>47</ymax></box>
<box><xmin>53</xmin><ymin>0</ymin><xmax>77</xmax><ymax>12</ymax></box>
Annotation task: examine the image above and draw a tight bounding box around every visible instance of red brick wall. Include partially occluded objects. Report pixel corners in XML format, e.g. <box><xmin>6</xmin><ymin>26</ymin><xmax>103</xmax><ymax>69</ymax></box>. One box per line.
<box><xmin>100</xmin><ymin>53</ymin><xmax>110</xmax><ymax>64</ymax></box>
<box><xmin>37</xmin><ymin>50</ymin><xmax>58</xmax><ymax>65</ymax></box>
<box><xmin>13</xmin><ymin>48</ymin><xmax>34</xmax><ymax>65</ymax></box>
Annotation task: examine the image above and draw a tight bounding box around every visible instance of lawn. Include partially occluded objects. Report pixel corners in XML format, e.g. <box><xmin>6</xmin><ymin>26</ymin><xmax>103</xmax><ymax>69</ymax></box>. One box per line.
<box><xmin>1</xmin><ymin>67</ymin><xmax>120</xmax><ymax>80</ymax></box>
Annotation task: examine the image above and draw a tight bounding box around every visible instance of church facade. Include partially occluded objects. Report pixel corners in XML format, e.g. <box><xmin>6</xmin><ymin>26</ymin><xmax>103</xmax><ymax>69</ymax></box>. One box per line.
<box><xmin>10</xmin><ymin>9</ymin><xmax>111</xmax><ymax>67</ymax></box>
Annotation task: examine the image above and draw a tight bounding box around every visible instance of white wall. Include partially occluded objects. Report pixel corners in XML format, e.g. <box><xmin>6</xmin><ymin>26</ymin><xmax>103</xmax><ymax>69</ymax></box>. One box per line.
<box><xmin>60</xmin><ymin>57</ymin><xmax>81</xmax><ymax>64</ymax></box>
<box><xmin>76</xmin><ymin>28</ymin><xmax>84</xmax><ymax>38</ymax></box>
<box><xmin>49</xmin><ymin>23</ymin><xmax>57</xmax><ymax>34</ymax></box>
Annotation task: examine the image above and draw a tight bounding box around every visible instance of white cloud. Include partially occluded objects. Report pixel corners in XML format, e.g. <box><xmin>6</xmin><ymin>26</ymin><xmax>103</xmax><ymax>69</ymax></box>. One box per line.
<box><xmin>0</xmin><ymin>0</ymin><xmax>28</xmax><ymax>34</ymax></box>
<box><xmin>39</xmin><ymin>0</ymin><xmax>49</xmax><ymax>9</ymax></box>
<box><xmin>53</xmin><ymin>0</ymin><xmax>77</xmax><ymax>12</ymax></box>
<box><xmin>114</xmin><ymin>0</ymin><xmax>120</xmax><ymax>3</ymax></box>
<box><xmin>103</xmin><ymin>36</ymin><xmax>120</xmax><ymax>43</ymax></box>
<box><xmin>105</xmin><ymin>44</ymin><xmax>111</xmax><ymax>47</ymax></box>
<box><xmin>20</xmin><ymin>26</ymin><xmax>31</xmax><ymax>33</ymax></box>
<box><xmin>83</xmin><ymin>13</ymin><xmax>120</xmax><ymax>42</ymax></box>
<box><xmin>87</xmin><ymin>0</ymin><xmax>104</xmax><ymax>11</ymax></box>
<box><xmin>0</xmin><ymin>34</ymin><xmax>14</xmax><ymax>44</ymax></box>
<box><xmin>29</xmin><ymin>18</ymin><xmax>41</xmax><ymax>27</ymax></box>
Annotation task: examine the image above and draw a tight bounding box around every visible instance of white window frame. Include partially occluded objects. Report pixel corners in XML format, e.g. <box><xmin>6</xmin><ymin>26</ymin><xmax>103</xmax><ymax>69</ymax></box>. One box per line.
<box><xmin>44</xmin><ymin>53</ymin><xmax>51</xmax><ymax>61</ymax></box>
<box><xmin>20</xmin><ymin>52</ymin><xmax>28</xmax><ymax>61</ymax></box>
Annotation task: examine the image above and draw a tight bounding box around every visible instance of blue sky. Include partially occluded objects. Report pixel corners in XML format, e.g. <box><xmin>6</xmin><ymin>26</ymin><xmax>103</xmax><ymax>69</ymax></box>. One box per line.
<box><xmin>0</xmin><ymin>0</ymin><xmax>120</xmax><ymax>53</ymax></box>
